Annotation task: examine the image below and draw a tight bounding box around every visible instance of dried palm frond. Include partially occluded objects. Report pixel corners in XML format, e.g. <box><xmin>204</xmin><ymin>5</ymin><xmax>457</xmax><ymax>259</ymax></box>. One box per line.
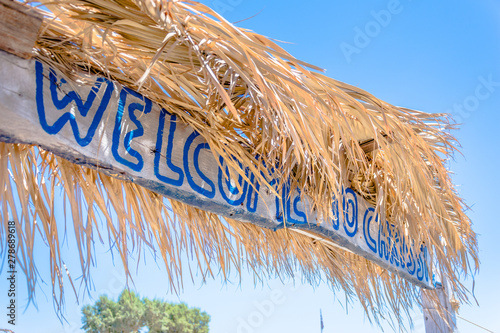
<box><xmin>0</xmin><ymin>142</ymin><xmax>432</xmax><ymax>329</ymax></box>
<box><xmin>0</xmin><ymin>0</ymin><xmax>478</xmax><ymax>329</ymax></box>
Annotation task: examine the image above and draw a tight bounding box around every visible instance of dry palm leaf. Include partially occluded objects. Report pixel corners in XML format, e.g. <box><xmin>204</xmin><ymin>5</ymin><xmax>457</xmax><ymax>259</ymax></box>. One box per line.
<box><xmin>0</xmin><ymin>0</ymin><xmax>478</xmax><ymax>329</ymax></box>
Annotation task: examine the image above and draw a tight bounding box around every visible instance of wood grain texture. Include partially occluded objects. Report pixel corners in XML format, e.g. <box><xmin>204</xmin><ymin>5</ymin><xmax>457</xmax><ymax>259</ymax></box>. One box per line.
<box><xmin>422</xmin><ymin>283</ymin><xmax>457</xmax><ymax>332</ymax></box>
<box><xmin>0</xmin><ymin>0</ymin><xmax>42</xmax><ymax>59</ymax></box>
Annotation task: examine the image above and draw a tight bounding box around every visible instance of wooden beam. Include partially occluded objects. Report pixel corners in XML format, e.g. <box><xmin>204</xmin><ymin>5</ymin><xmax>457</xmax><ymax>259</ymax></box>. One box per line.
<box><xmin>422</xmin><ymin>281</ymin><xmax>457</xmax><ymax>332</ymax></box>
<box><xmin>0</xmin><ymin>0</ymin><xmax>42</xmax><ymax>59</ymax></box>
<box><xmin>0</xmin><ymin>51</ymin><xmax>434</xmax><ymax>288</ymax></box>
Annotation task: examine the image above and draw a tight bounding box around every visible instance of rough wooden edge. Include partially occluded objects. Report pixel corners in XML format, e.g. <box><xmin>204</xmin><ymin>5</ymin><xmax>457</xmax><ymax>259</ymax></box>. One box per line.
<box><xmin>0</xmin><ymin>0</ymin><xmax>42</xmax><ymax>59</ymax></box>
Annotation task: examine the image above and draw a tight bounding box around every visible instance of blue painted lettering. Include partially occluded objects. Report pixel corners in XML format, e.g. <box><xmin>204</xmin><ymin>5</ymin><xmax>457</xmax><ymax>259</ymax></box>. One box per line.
<box><xmin>276</xmin><ymin>180</ymin><xmax>307</xmax><ymax>225</ymax></box>
<box><xmin>363</xmin><ymin>207</ymin><xmax>378</xmax><ymax>253</ymax></box>
<box><xmin>343</xmin><ymin>188</ymin><xmax>358</xmax><ymax>237</ymax></box>
<box><xmin>35</xmin><ymin>61</ymin><xmax>114</xmax><ymax>147</ymax></box>
<box><xmin>218</xmin><ymin>156</ymin><xmax>248</xmax><ymax>206</ymax></box>
<box><xmin>112</xmin><ymin>87</ymin><xmax>152</xmax><ymax>171</ymax></box>
<box><xmin>154</xmin><ymin>109</ymin><xmax>184</xmax><ymax>186</ymax></box>
<box><xmin>245</xmin><ymin>171</ymin><xmax>260</xmax><ymax>213</ymax></box>
<box><xmin>331</xmin><ymin>195</ymin><xmax>340</xmax><ymax>230</ymax></box>
<box><xmin>183</xmin><ymin>131</ymin><xmax>215</xmax><ymax>198</ymax></box>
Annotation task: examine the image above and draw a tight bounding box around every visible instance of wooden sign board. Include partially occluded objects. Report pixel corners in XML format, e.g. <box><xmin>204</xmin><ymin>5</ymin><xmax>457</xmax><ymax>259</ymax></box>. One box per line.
<box><xmin>0</xmin><ymin>50</ymin><xmax>432</xmax><ymax>288</ymax></box>
<box><xmin>0</xmin><ymin>0</ymin><xmax>42</xmax><ymax>59</ymax></box>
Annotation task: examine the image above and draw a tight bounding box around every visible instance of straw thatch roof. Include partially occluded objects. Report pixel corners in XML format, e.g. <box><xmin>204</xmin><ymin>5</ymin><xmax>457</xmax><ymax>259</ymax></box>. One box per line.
<box><xmin>0</xmin><ymin>0</ymin><xmax>478</xmax><ymax>328</ymax></box>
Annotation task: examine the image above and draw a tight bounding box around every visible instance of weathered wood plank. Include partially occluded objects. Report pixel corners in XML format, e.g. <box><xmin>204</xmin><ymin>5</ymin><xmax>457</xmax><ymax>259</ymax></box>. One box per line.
<box><xmin>0</xmin><ymin>0</ymin><xmax>42</xmax><ymax>59</ymax></box>
<box><xmin>422</xmin><ymin>282</ymin><xmax>457</xmax><ymax>332</ymax></box>
<box><xmin>0</xmin><ymin>50</ymin><xmax>433</xmax><ymax>288</ymax></box>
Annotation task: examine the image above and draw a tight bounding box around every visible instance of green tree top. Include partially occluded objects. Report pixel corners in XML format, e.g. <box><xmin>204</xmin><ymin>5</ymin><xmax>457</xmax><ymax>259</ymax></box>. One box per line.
<box><xmin>82</xmin><ymin>290</ymin><xmax>210</xmax><ymax>333</ymax></box>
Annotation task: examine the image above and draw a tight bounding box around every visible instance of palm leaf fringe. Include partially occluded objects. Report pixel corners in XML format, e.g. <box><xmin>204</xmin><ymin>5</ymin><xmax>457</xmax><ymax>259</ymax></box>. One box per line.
<box><xmin>1</xmin><ymin>142</ymin><xmax>443</xmax><ymax>329</ymax></box>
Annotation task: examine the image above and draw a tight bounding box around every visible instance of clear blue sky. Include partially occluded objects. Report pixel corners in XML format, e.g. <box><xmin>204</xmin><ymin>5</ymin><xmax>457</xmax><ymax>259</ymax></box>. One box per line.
<box><xmin>2</xmin><ymin>0</ymin><xmax>500</xmax><ymax>332</ymax></box>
